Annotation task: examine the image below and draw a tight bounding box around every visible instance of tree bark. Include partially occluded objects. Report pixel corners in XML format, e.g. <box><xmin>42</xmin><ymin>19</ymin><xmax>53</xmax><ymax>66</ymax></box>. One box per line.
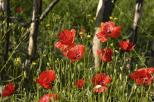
<box><xmin>40</xmin><ymin>0</ymin><xmax>60</xmax><ymax>21</ymax></box>
<box><xmin>92</xmin><ymin>0</ymin><xmax>116</xmax><ymax>68</ymax></box>
<box><xmin>0</xmin><ymin>0</ymin><xmax>6</xmax><ymax>12</ymax></box>
<box><xmin>28</xmin><ymin>0</ymin><xmax>42</xmax><ymax>61</ymax></box>
<box><xmin>25</xmin><ymin>0</ymin><xmax>60</xmax><ymax>74</ymax></box>
<box><xmin>24</xmin><ymin>0</ymin><xmax>42</xmax><ymax>79</ymax></box>
<box><xmin>128</xmin><ymin>0</ymin><xmax>144</xmax><ymax>67</ymax></box>
<box><xmin>129</xmin><ymin>0</ymin><xmax>144</xmax><ymax>44</ymax></box>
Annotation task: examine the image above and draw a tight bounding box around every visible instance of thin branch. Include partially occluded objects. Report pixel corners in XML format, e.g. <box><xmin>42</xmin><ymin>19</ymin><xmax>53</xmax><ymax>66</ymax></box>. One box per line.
<box><xmin>0</xmin><ymin>0</ymin><xmax>60</xmax><ymax>27</ymax></box>
<box><xmin>1</xmin><ymin>29</ymin><xmax>30</xmax><ymax>73</ymax></box>
<box><xmin>0</xmin><ymin>16</ymin><xmax>32</xmax><ymax>27</ymax></box>
<box><xmin>40</xmin><ymin>0</ymin><xmax>60</xmax><ymax>21</ymax></box>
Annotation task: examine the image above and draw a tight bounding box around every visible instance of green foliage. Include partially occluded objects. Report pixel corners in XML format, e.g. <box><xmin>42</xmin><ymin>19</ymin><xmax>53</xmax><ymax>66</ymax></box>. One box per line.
<box><xmin>0</xmin><ymin>0</ymin><xmax>154</xmax><ymax>101</ymax></box>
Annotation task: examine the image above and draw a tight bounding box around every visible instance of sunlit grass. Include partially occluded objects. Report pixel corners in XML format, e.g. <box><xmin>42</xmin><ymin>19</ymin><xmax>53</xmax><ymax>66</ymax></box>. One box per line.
<box><xmin>0</xmin><ymin>0</ymin><xmax>154</xmax><ymax>101</ymax></box>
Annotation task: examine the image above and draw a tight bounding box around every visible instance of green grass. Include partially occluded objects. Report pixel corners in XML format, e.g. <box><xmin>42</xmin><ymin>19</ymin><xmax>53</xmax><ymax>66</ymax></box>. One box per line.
<box><xmin>1</xmin><ymin>0</ymin><xmax>154</xmax><ymax>101</ymax></box>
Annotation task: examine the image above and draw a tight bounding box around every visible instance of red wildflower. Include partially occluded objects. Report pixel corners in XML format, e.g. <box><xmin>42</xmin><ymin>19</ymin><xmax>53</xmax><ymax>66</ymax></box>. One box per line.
<box><xmin>92</xmin><ymin>73</ymin><xmax>111</xmax><ymax>86</ymax></box>
<box><xmin>36</xmin><ymin>70</ymin><xmax>56</xmax><ymax>89</ymax></box>
<box><xmin>146</xmin><ymin>67</ymin><xmax>154</xmax><ymax>74</ymax></box>
<box><xmin>96</xmin><ymin>31</ymin><xmax>109</xmax><ymax>42</ymax></box>
<box><xmin>58</xmin><ymin>29</ymin><xmax>76</xmax><ymax>46</ymax></box>
<box><xmin>2</xmin><ymin>83</ymin><xmax>15</xmax><ymax>97</ymax></box>
<box><xmin>97</xmin><ymin>48</ymin><xmax>113</xmax><ymax>62</ymax></box>
<box><xmin>55</xmin><ymin>41</ymin><xmax>72</xmax><ymax>56</ymax></box>
<box><xmin>16</xmin><ymin>7</ymin><xmax>23</xmax><ymax>13</ymax></box>
<box><xmin>108</xmin><ymin>26</ymin><xmax>121</xmax><ymax>39</ymax></box>
<box><xmin>129</xmin><ymin>68</ymin><xmax>154</xmax><ymax>85</ymax></box>
<box><xmin>66</xmin><ymin>44</ymin><xmax>85</xmax><ymax>62</ymax></box>
<box><xmin>75</xmin><ymin>79</ymin><xmax>85</xmax><ymax>89</ymax></box>
<box><xmin>93</xmin><ymin>85</ymin><xmax>108</xmax><ymax>93</ymax></box>
<box><xmin>39</xmin><ymin>93</ymin><xmax>58</xmax><ymax>102</ymax></box>
<box><xmin>96</xmin><ymin>21</ymin><xmax>121</xmax><ymax>42</ymax></box>
<box><xmin>119</xmin><ymin>40</ymin><xmax>135</xmax><ymax>52</ymax></box>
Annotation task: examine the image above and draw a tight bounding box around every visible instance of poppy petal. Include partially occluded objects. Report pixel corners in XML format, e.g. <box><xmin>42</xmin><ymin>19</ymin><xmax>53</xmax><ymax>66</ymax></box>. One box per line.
<box><xmin>2</xmin><ymin>83</ymin><xmax>15</xmax><ymax>97</ymax></box>
<box><xmin>66</xmin><ymin>44</ymin><xmax>85</xmax><ymax>62</ymax></box>
<box><xmin>39</xmin><ymin>93</ymin><xmax>58</xmax><ymax>102</ymax></box>
<box><xmin>36</xmin><ymin>70</ymin><xmax>56</xmax><ymax>89</ymax></box>
<box><xmin>93</xmin><ymin>85</ymin><xmax>108</xmax><ymax>93</ymax></box>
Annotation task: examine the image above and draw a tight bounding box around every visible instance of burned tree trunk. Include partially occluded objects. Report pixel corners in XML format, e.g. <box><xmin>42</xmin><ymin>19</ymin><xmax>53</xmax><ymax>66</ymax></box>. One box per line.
<box><xmin>92</xmin><ymin>0</ymin><xmax>116</xmax><ymax>68</ymax></box>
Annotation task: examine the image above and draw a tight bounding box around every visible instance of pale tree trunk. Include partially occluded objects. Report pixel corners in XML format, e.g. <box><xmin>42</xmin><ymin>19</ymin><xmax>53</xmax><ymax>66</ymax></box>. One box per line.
<box><xmin>130</xmin><ymin>0</ymin><xmax>144</xmax><ymax>44</ymax></box>
<box><xmin>0</xmin><ymin>0</ymin><xmax>6</xmax><ymax>12</ymax></box>
<box><xmin>24</xmin><ymin>0</ymin><xmax>59</xmax><ymax>77</ymax></box>
<box><xmin>28</xmin><ymin>0</ymin><xmax>42</xmax><ymax>61</ymax></box>
<box><xmin>126</xmin><ymin>0</ymin><xmax>154</xmax><ymax>69</ymax></box>
<box><xmin>92</xmin><ymin>0</ymin><xmax>116</xmax><ymax>68</ymax></box>
<box><xmin>128</xmin><ymin>0</ymin><xmax>144</xmax><ymax>68</ymax></box>
<box><xmin>24</xmin><ymin>0</ymin><xmax>42</xmax><ymax>78</ymax></box>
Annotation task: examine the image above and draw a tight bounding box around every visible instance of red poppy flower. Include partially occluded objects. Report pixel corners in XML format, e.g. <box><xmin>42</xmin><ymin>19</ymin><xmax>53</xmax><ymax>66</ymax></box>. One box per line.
<box><xmin>2</xmin><ymin>83</ymin><xmax>15</xmax><ymax>97</ymax></box>
<box><xmin>66</xmin><ymin>44</ymin><xmax>85</xmax><ymax>62</ymax></box>
<box><xmin>16</xmin><ymin>7</ymin><xmax>23</xmax><ymax>13</ymax></box>
<box><xmin>39</xmin><ymin>93</ymin><xmax>58</xmax><ymax>102</ymax></box>
<box><xmin>129</xmin><ymin>68</ymin><xmax>154</xmax><ymax>85</ymax></box>
<box><xmin>96</xmin><ymin>31</ymin><xmax>109</xmax><ymax>42</ymax></box>
<box><xmin>96</xmin><ymin>21</ymin><xmax>121</xmax><ymax>42</ymax></box>
<box><xmin>97</xmin><ymin>48</ymin><xmax>113</xmax><ymax>62</ymax></box>
<box><xmin>109</xmin><ymin>26</ymin><xmax>121</xmax><ymax>38</ymax></box>
<box><xmin>75</xmin><ymin>79</ymin><xmax>85</xmax><ymax>89</ymax></box>
<box><xmin>119</xmin><ymin>40</ymin><xmax>135</xmax><ymax>52</ymax></box>
<box><xmin>55</xmin><ymin>41</ymin><xmax>72</xmax><ymax>56</ymax></box>
<box><xmin>36</xmin><ymin>70</ymin><xmax>56</xmax><ymax>89</ymax></box>
<box><xmin>93</xmin><ymin>85</ymin><xmax>108</xmax><ymax>93</ymax></box>
<box><xmin>146</xmin><ymin>67</ymin><xmax>154</xmax><ymax>74</ymax></box>
<box><xmin>58</xmin><ymin>29</ymin><xmax>76</xmax><ymax>46</ymax></box>
<box><xmin>92</xmin><ymin>73</ymin><xmax>111</xmax><ymax>86</ymax></box>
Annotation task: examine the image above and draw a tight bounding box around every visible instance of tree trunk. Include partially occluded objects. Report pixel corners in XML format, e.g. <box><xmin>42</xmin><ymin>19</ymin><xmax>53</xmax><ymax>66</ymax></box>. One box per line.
<box><xmin>24</xmin><ymin>0</ymin><xmax>42</xmax><ymax>81</ymax></box>
<box><xmin>128</xmin><ymin>0</ymin><xmax>144</xmax><ymax>68</ymax></box>
<box><xmin>0</xmin><ymin>0</ymin><xmax>7</xmax><ymax>12</ymax></box>
<box><xmin>129</xmin><ymin>0</ymin><xmax>144</xmax><ymax>44</ymax></box>
<box><xmin>28</xmin><ymin>0</ymin><xmax>42</xmax><ymax>61</ymax></box>
<box><xmin>92</xmin><ymin>0</ymin><xmax>116</xmax><ymax>68</ymax></box>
